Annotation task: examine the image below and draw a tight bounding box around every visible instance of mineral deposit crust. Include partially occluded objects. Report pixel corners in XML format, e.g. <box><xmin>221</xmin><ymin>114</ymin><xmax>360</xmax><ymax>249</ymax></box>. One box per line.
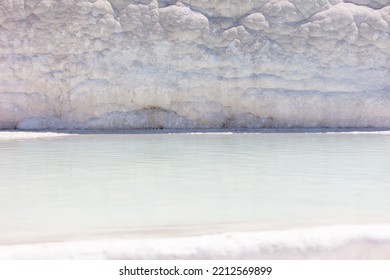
<box><xmin>0</xmin><ymin>0</ymin><xmax>389</xmax><ymax>129</ymax></box>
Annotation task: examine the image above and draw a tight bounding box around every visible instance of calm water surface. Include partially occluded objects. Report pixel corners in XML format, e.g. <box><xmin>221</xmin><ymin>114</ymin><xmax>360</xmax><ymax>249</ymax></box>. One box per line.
<box><xmin>0</xmin><ymin>133</ymin><xmax>389</xmax><ymax>243</ymax></box>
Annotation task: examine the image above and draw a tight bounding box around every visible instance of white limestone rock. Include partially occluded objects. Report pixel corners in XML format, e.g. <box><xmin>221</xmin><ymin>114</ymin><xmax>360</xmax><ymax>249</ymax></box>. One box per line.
<box><xmin>241</xmin><ymin>13</ymin><xmax>269</xmax><ymax>31</ymax></box>
<box><xmin>0</xmin><ymin>0</ymin><xmax>389</xmax><ymax>130</ymax></box>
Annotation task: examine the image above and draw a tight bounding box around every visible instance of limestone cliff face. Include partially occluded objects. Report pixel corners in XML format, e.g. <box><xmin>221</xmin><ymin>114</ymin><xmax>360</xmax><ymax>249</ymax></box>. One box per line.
<box><xmin>0</xmin><ymin>0</ymin><xmax>389</xmax><ymax>129</ymax></box>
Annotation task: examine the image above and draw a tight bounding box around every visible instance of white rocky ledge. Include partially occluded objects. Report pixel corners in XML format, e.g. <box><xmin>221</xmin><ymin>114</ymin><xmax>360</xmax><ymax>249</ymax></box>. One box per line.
<box><xmin>0</xmin><ymin>0</ymin><xmax>389</xmax><ymax>129</ymax></box>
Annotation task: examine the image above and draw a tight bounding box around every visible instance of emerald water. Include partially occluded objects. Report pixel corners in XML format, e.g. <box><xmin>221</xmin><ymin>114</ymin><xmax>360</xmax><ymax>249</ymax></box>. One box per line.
<box><xmin>1</xmin><ymin>132</ymin><xmax>390</xmax><ymax>245</ymax></box>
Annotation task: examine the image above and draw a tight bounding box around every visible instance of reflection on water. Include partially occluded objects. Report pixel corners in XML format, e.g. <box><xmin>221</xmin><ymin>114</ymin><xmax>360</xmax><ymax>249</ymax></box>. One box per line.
<box><xmin>0</xmin><ymin>133</ymin><xmax>390</xmax><ymax>243</ymax></box>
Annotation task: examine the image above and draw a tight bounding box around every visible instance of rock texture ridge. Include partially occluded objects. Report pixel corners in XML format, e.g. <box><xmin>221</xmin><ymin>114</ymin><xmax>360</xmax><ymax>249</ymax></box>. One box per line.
<box><xmin>0</xmin><ymin>0</ymin><xmax>389</xmax><ymax>129</ymax></box>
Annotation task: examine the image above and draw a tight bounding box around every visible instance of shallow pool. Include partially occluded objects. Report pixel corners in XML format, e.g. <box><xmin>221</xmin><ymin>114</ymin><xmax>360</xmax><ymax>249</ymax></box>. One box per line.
<box><xmin>1</xmin><ymin>132</ymin><xmax>389</xmax><ymax>248</ymax></box>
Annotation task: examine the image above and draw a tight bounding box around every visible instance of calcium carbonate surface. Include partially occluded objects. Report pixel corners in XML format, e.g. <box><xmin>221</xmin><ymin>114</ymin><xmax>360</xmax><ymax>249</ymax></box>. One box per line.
<box><xmin>0</xmin><ymin>0</ymin><xmax>389</xmax><ymax>129</ymax></box>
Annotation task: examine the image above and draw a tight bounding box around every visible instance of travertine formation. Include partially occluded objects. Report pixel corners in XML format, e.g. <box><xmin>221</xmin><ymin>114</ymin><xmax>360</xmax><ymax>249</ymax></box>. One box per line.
<box><xmin>0</xmin><ymin>0</ymin><xmax>389</xmax><ymax>129</ymax></box>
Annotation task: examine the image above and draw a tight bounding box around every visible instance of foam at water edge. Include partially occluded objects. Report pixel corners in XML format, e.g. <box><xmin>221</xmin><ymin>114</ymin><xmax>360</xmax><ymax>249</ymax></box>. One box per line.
<box><xmin>0</xmin><ymin>131</ymin><xmax>72</xmax><ymax>141</ymax></box>
<box><xmin>1</xmin><ymin>224</ymin><xmax>390</xmax><ymax>260</ymax></box>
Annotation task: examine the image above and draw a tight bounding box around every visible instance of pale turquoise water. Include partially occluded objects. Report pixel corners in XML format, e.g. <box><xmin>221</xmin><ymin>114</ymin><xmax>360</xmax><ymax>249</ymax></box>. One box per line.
<box><xmin>0</xmin><ymin>132</ymin><xmax>390</xmax><ymax>243</ymax></box>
